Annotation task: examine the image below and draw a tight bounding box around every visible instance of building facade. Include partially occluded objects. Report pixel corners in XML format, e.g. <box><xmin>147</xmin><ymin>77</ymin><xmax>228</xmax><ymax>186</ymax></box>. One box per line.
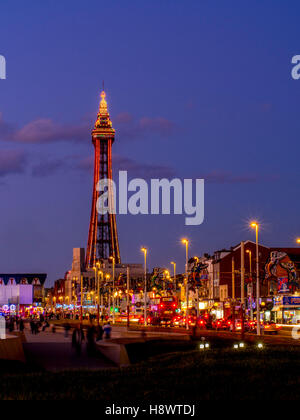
<box><xmin>197</xmin><ymin>242</ymin><xmax>300</xmax><ymax>323</ymax></box>
<box><xmin>0</xmin><ymin>273</ymin><xmax>47</xmax><ymax>313</ymax></box>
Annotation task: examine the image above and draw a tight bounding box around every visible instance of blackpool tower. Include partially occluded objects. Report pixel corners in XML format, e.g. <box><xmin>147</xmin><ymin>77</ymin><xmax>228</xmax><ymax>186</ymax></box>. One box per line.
<box><xmin>86</xmin><ymin>90</ymin><xmax>121</xmax><ymax>268</ymax></box>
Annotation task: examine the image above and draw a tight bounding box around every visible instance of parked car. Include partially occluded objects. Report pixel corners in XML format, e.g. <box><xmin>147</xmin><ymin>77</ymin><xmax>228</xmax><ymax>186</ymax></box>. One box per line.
<box><xmin>263</xmin><ymin>321</ymin><xmax>281</xmax><ymax>335</ymax></box>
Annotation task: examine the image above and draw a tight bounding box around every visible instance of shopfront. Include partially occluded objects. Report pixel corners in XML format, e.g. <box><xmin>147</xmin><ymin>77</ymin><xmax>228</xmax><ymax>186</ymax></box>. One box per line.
<box><xmin>272</xmin><ymin>295</ymin><xmax>300</xmax><ymax>324</ymax></box>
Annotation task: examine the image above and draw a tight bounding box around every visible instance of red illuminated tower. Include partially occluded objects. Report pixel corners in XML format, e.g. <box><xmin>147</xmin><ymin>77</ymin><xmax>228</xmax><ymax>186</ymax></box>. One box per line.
<box><xmin>86</xmin><ymin>90</ymin><xmax>121</xmax><ymax>268</ymax></box>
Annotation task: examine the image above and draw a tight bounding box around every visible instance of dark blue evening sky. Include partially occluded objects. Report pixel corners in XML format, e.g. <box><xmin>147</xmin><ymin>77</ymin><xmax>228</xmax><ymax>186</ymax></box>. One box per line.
<box><xmin>0</xmin><ymin>0</ymin><xmax>300</xmax><ymax>286</ymax></box>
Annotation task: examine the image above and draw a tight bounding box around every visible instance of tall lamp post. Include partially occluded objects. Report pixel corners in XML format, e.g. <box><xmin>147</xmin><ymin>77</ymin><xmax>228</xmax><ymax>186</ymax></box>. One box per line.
<box><xmin>171</xmin><ymin>261</ymin><xmax>176</xmax><ymax>291</ymax></box>
<box><xmin>141</xmin><ymin>247</ymin><xmax>148</xmax><ymax>327</ymax></box>
<box><xmin>181</xmin><ymin>239</ymin><xmax>189</xmax><ymax>330</ymax></box>
<box><xmin>194</xmin><ymin>256</ymin><xmax>200</xmax><ymax>318</ymax></box>
<box><xmin>110</xmin><ymin>257</ymin><xmax>116</xmax><ymax>324</ymax></box>
<box><xmin>96</xmin><ymin>262</ymin><xmax>102</xmax><ymax>325</ymax></box>
<box><xmin>250</xmin><ymin>222</ymin><xmax>261</xmax><ymax>335</ymax></box>
<box><xmin>80</xmin><ymin>274</ymin><xmax>83</xmax><ymax>322</ymax></box>
<box><xmin>246</xmin><ymin>249</ymin><xmax>253</xmax><ymax>320</ymax></box>
<box><xmin>93</xmin><ymin>266</ymin><xmax>97</xmax><ymax>316</ymax></box>
<box><xmin>99</xmin><ymin>269</ymin><xmax>104</xmax><ymax>318</ymax></box>
<box><xmin>105</xmin><ymin>274</ymin><xmax>111</xmax><ymax>317</ymax></box>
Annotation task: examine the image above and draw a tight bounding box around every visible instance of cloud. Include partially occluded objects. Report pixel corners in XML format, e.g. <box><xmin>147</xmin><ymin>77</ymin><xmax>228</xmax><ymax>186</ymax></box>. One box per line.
<box><xmin>259</xmin><ymin>103</ymin><xmax>272</xmax><ymax>113</ymax></box>
<box><xmin>76</xmin><ymin>155</ymin><xmax>93</xmax><ymax>172</ymax></box>
<box><xmin>114</xmin><ymin>112</ymin><xmax>133</xmax><ymax>124</ymax></box>
<box><xmin>12</xmin><ymin>119</ymin><xmax>89</xmax><ymax>144</ymax></box>
<box><xmin>75</xmin><ymin>156</ymin><xmax>266</xmax><ymax>183</ymax></box>
<box><xmin>114</xmin><ymin>113</ymin><xmax>176</xmax><ymax>140</ymax></box>
<box><xmin>197</xmin><ymin>170</ymin><xmax>278</xmax><ymax>183</ymax></box>
<box><xmin>0</xmin><ymin>111</ymin><xmax>176</xmax><ymax>145</ymax></box>
<box><xmin>0</xmin><ymin>113</ymin><xmax>14</xmax><ymax>140</ymax></box>
<box><xmin>76</xmin><ymin>154</ymin><xmax>175</xmax><ymax>179</ymax></box>
<box><xmin>31</xmin><ymin>158</ymin><xmax>65</xmax><ymax>177</ymax></box>
<box><xmin>0</xmin><ymin>150</ymin><xmax>27</xmax><ymax>177</ymax></box>
<box><xmin>114</xmin><ymin>155</ymin><xmax>175</xmax><ymax>178</ymax></box>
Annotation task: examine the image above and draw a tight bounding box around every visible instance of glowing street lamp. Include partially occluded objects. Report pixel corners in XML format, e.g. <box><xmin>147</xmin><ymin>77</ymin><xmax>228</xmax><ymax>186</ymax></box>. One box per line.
<box><xmin>105</xmin><ymin>274</ymin><xmax>111</xmax><ymax>318</ymax></box>
<box><xmin>93</xmin><ymin>265</ymin><xmax>97</xmax><ymax>298</ymax></box>
<box><xmin>250</xmin><ymin>222</ymin><xmax>261</xmax><ymax>335</ymax></box>
<box><xmin>194</xmin><ymin>256</ymin><xmax>200</xmax><ymax>317</ymax></box>
<box><xmin>296</xmin><ymin>238</ymin><xmax>300</xmax><ymax>245</ymax></box>
<box><xmin>109</xmin><ymin>257</ymin><xmax>116</xmax><ymax>324</ymax></box>
<box><xmin>246</xmin><ymin>249</ymin><xmax>253</xmax><ymax>320</ymax></box>
<box><xmin>96</xmin><ymin>261</ymin><xmax>102</xmax><ymax>323</ymax></box>
<box><xmin>181</xmin><ymin>239</ymin><xmax>189</xmax><ymax>330</ymax></box>
<box><xmin>171</xmin><ymin>261</ymin><xmax>176</xmax><ymax>290</ymax></box>
<box><xmin>141</xmin><ymin>247</ymin><xmax>148</xmax><ymax>327</ymax></box>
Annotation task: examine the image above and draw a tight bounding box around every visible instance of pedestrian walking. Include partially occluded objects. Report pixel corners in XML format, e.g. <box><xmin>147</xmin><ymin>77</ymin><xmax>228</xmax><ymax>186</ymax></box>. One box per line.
<box><xmin>64</xmin><ymin>323</ymin><xmax>71</xmax><ymax>338</ymax></box>
<box><xmin>42</xmin><ymin>320</ymin><xmax>50</xmax><ymax>332</ymax></box>
<box><xmin>96</xmin><ymin>324</ymin><xmax>104</xmax><ymax>342</ymax></box>
<box><xmin>86</xmin><ymin>323</ymin><xmax>97</xmax><ymax>356</ymax></box>
<box><xmin>103</xmin><ymin>322</ymin><xmax>112</xmax><ymax>339</ymax></box>
<box><xmin>8</xmin><ymin>318</ymin><xmax>14</xmax><ymax>333</ymax></box>
<box><xmin>72</xmin><ymin>325</ymin><xmax>84</xmax><ymax>356</ymax></box>
<box><xmin>30</xmin><ymin>319</ymin><xmax>35</xmax><ymax>334</ymax></box>
<box><xmin>19</xmin><ymin>319</ymin><xmax>25</xmax><ymax>333</ymax></box>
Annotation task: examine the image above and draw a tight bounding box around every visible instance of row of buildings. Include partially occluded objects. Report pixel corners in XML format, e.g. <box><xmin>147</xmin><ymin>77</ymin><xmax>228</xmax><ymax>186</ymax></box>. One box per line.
<box><xmin>1</xmin><ymin>240</ymin><xmax>299</xmax><ymax>325</ymax></box>
<box><xmin>45</xmin><ymin>241</ymin><xmax>300</xmax><ymax>325</ymax></box>
<box><xmin>191</xmin><ymin>241</ymin><xmax>300</xmax><ymax>324</ymax></box>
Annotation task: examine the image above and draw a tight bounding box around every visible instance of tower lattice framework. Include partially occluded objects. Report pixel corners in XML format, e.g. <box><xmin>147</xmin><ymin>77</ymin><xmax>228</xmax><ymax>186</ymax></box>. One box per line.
<box><xmin>86</xmin><ymin>90</ymin><xmax>121</xmax><ymax>268</ymax></box>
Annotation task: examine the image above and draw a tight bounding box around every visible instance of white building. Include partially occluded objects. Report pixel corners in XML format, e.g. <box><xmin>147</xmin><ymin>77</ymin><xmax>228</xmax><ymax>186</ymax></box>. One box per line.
<box><xmin>64</xmin><ymin>248</ymin><xmax>144</xmax><ymax>304</ymax></box>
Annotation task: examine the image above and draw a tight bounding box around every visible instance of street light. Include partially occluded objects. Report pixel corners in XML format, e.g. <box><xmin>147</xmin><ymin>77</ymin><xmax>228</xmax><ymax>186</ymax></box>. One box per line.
<box><xmin>141</xmin><ymin>247</ymin><xmax>148</xmax><ymax>327</ymax></box>
<box><xmin>181</xmin><ymin>238</ymin><xmax>189</xmax><ymax>330</ymax></box>
<box><xmin>96</xmin><ymin>261</ymin><xmax>102</xmax><ymax>324</ymax></box>
<box><xmin>80</xmin><ymin>274</ymin><xmax>83</xmax><ymax>322</ymax></box>
<box><xmin>194</xmin><ymin>256</ymin><xmax>200</xmax><ymax>318</ymax></box>
<box><xmin>250</xmin><ymin>222</ymin><xmax>261</xmax><ymax>335</ymax></box>
<box><xmin>93</xmin><ymin>265</ymin><xmax>97</xmax><ymax>305</ymax></box>
<box><xmin>110</xmin><ymin>257</ymin><xmax>116</xmax><ymax>324</ymax></box>
<box><xmin>246</xmin><ymin>249</ymin><xmax>253</xmax><ymax>320</ymax></box>
<box><xmin>105</xmin><ymin>274</ymin><xmax>111</xmax><ymax>319</ymax></box>
<box><xmin>296</xmin><ymin>238</ymin><xmax>300</xmax><ymax>245</ymax></box>
<box><xmin>171</xmin><ymin>261</ymin><xmax>176</xmax><ymax>290</ymax></box>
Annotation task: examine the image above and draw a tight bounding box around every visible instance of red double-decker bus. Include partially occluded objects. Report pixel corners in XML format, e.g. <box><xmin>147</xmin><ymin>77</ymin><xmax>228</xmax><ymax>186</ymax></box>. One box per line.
<box><xmin>150</xmin><ymin>296</ymin><xmax>178</xmax><ymax>326</ymax></box>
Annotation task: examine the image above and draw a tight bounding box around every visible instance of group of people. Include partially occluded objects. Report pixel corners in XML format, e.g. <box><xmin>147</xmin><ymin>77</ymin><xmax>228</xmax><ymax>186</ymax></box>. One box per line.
<box><xmin>6</xmin><ymin>316</ymin><xmax>25</xmax><ymax>333</ymax></box>
<box><xmin>72</xmin><ymin>322</ymin><xmax>112</xmax><ymax>356</ymax></box>
<box><xmin>4</xmin><ymin>314</ymin><xmax>113</xmax><ymax>359</ymax></box>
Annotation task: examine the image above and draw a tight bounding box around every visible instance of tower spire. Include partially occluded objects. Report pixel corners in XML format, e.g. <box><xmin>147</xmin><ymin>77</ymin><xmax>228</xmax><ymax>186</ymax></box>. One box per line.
<box><xmin>86</xmin><ymin>89</ymin><xmax>120</xmax><ymax>268</ymax></box>
<box><xmin>94</xmin><ymin>87</ymin><xmax>113</xmax><ymax>128</ymax></box>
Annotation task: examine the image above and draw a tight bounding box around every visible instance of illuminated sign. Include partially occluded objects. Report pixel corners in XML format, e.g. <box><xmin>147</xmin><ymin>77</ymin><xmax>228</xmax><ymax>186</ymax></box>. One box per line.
<box><xmin>282</xmin><ymin>296</ymin><xmax>300</xmax><ymax>306</ymax></box>
<box><xmin>1</xmin><ymin>305</ymin><xmax>17</xmax><ymax>312</ymax></box>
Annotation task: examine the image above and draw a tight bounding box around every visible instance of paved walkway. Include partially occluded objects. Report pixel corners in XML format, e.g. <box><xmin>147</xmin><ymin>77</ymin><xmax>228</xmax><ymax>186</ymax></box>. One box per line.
<box><xmin>23</xmin><ymin>328</ymin><xmax>115</xmax><ymax>371</ymax></box>
<box><xmin>21</xmin><ymin>325</ymin><xmax>187</xmax><ymax>371</ymax></box>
